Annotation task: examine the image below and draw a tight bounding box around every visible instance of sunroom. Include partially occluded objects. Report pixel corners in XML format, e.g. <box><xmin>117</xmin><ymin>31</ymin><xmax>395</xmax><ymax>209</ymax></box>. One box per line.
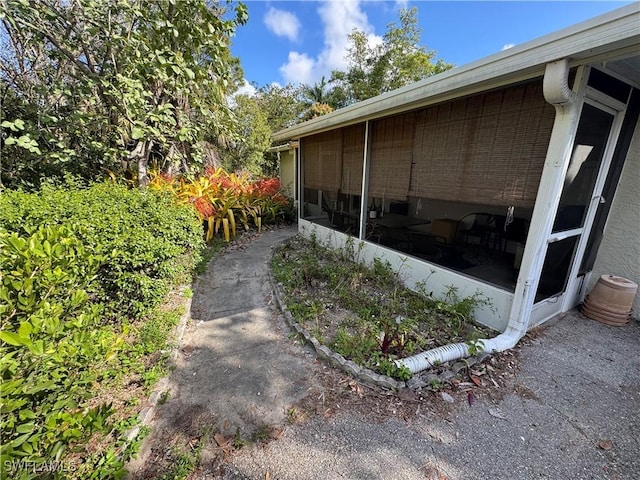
<box><xmin>272</xmin><ymin>5</ymin><xmax>639</xmax><ymax>364</ymax></box>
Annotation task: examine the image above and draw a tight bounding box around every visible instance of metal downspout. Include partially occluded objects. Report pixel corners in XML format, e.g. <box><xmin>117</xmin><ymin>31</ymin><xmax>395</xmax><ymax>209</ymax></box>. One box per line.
<box><xmin>397</xmin><ymin>60</ymin><xmax>580</xmax><ymax>373</ymax></box>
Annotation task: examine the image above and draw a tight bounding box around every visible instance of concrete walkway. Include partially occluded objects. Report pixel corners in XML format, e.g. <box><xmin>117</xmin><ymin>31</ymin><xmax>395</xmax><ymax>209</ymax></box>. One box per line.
<box><xmin>129</xmin><ymin>228</ymin><xmax>640</xmax><ymax>480</ymax></box>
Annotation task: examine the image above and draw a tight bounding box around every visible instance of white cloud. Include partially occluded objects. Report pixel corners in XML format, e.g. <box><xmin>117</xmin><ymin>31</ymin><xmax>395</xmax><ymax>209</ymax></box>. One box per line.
<box><xmin>502</xmin><ymin>43</ymin><xmax>516</xmax><ymax>51</ymax></box>
<box><xmin>235</xmin><ymin>80</ymin><xmax>257</xmax><ymax>97</ymax></box>
<box><xmin>228</xmin><ymin>80</ymin><xmax>257</xmax><ymax>107</ymax></box>
<box><xmin>279</xmin><ymin>0</ymin><xmax>383</xmax><ymax>85</ymax></box>
<box><xmin>264</xmin><ymin>7</ymin><xmax>301</xmax><ymax>42</ymax></box>
<box><xmin>280</xmin><ymin>51</ymin><xmax>316</xmax><ymax>86</ymax></box>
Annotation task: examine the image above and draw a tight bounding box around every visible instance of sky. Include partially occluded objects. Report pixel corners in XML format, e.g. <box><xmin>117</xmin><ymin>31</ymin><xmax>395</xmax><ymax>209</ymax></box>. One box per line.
<box><xmin>230</xmin><ymin>0</ymin><xmax>635</xmax><ymax>94</ymax></box>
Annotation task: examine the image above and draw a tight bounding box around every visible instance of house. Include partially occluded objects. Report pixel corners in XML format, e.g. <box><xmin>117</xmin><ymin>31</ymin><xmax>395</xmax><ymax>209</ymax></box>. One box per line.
<box><xmin>267</xmin><ymin>141</ymin><xmax>298</xmax><ymax>202</ymax></box>
<box><xmin>272</xmin><ymin>5</ymin><xmax>639</xmax><ymax>371</ymax></box>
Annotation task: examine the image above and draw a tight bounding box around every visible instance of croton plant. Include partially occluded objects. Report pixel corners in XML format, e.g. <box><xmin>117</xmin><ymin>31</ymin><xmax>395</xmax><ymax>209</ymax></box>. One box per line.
<box><xmin>149</xmin><ymin>168</ymin><xmax>290</xmax><ymax>242</ymax></box>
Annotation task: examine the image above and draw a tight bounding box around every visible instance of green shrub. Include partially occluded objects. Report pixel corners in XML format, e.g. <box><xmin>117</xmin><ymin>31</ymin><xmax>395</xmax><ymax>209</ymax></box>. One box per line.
<box><xmin>0</xmin><ymin>182</ymin><xmax>204</xmax><ymax>321</ymax></box>
<box><xmin>0</xmin><ymin>182</ymin><xmax>205</xmax><ymax>478</ymax></box>
<box><xmin>0</xmin><ymin>225</ymin><xmax>117</xmax><ymax>479</ymax></box>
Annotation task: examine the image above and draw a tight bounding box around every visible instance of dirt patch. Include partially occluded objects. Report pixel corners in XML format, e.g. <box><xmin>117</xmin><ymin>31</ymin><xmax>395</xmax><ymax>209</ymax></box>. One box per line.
<box><xmin>271</xmin><ymin>235</ymin><xmax>495</xmax><ymax>379</ymax></box>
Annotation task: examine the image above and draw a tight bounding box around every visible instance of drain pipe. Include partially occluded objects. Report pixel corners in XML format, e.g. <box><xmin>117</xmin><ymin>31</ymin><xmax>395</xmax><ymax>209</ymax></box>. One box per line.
<box><xmin>397</xmin><ymin>59</ymin><xmax>580</xmax><ymax>374</ymax></box>
<box><xmin>396</xmin><ymin>278</ymin><xmax>535</xmax><ymax>373</ymax></box>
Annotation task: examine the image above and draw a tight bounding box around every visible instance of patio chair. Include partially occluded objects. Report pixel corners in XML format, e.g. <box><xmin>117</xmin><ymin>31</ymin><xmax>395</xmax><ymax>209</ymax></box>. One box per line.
<box><xmin>494</xmin><ymin>215</ymin><xmax>529</xmax><ymax>252</ymax></box>
<box><xmin>377</xmin><ymin>225</ymin><xmax>410</xmax><ymax>252</ymax></box>
<box><xmin>457</xmin><ymin>213</ymin><xmax>497</xmax><ymax>249</ymax></box>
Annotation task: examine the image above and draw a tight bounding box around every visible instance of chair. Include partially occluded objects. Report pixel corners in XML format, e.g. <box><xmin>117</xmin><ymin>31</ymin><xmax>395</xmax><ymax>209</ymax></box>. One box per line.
<box><xmin>457</xmin><ymin>213</ymin><xmax>497</xmax><ymax>250</ymax></box>
<box><xmin>377</xmin><ymin>225</ymin><xmax>410</xmax><ymax>251</ymax></box>
<box><xmin>331</xmin><ymin>211</ymin><xmax>355</xmax><ymax>234</ymax></box>
<box><xmin>494</xmin><ymin>216</ymin><xmax>529</xmax><ymax>252</ymax></box>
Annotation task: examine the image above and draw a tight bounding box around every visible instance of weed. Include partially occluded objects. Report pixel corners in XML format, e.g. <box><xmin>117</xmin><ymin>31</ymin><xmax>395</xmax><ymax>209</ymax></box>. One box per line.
<box><xmin>286</xmin><ymin>407</ymin><xmax>298</xmax><ymax>424</ymax></box>
<box><xmin>429</xmin><ymin>378</ymin><xmax>442</xmax><ymax>390</ymax></box>
<box><xmin>158</xmin><ymin>448</ymin><xmax>197</xmax><ymax>480</ymax></box>
<box><xmin>138</xmin><ymin>308</ymin><xmax>182</xmax><ymax>353</ymax></box>
<box><xmin>251</xmin><ymin>424</ymin><xmax>272</xmax><ymax>443</ymax></box>
<box><xmin>182</xmin><ymin>287</ymin><xmax>193</xmax><ymax>299</ymax></box>
<box><xmin>271</xmin><ymin>236</ymin><xmax>494</xmax><ymax>381</ymax></box>
<box><xmin>158</xmin><ymin>391</ymin><xmax>171</xmax><ymax>405</ymax></box>
<box><xmin>466</xmin><ymin>339</ymin><xmax>485</xmax><ymax>356</ymax></box>
<box><xmin>232</xmin><ymin>429</ymin><xmax>246</xmax><ymax>449</ymax></box>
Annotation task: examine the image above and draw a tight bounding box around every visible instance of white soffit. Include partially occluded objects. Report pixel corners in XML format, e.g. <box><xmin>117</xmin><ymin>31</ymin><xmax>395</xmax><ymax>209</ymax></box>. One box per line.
<box><xmin>273</xmin><ymin>3</ymin><xmax>640</xmax><ymax>142</ymax></box>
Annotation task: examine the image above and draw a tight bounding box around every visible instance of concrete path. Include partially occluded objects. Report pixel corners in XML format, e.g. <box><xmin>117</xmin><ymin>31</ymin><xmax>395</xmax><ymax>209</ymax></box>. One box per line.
<box><xmin>224</xmin><ymin>313</ymin><xmax>640</xmax><ymax>480</ymax></box>
<box><xmin>178</xmin><ymin>226</ymin><xmax>312</xmax><ymax>436</ymax></box>
<box><xmin>129</xmin><ymin>228</ymin><xmax>640</xmax><ymax>480</ymax></box>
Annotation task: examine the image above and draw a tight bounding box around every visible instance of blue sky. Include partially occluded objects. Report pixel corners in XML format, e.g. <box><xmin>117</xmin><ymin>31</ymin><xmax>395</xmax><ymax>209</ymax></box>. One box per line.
<box><xmin>230</xmin><ymin>0</ymin><xmax>634</xmax><ymax>92</ymax></box>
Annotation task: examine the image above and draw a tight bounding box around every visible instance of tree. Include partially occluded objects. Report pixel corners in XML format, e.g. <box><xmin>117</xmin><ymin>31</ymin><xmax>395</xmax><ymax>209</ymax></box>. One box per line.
<box><xmin>221</xmin><ymin>94</ymin><xmax>272</xmax><ymax>175</ymax></box>
<box><xmin>299</xmin><ymin>76</ymin><xmax>336</xmax><ymax>120</ymax></box>
<box><xmin>0</xmin><ymin>0</ymin><xmax>248</xmax><ymax>188</ymax></box>
<box><xmin>255</xmin><ymin>83</ymin><xmax>306</xmax><ymax>132</ymax></box>
<box><xmin>217</xmin><ymin>83</ymin><xmax>305</xmax><ymax>176</ymax></box>
<box><xmin>330</xmin><ymin>7</ymin><xmax>453</xmax><ymax>105</ymax></box>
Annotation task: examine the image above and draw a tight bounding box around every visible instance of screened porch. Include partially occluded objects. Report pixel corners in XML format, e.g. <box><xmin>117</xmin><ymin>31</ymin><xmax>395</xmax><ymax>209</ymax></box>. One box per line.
<box><xmin>300</xmin><ymin>78</ymin><xmax>558</xmax><ymax>293</ymax></box>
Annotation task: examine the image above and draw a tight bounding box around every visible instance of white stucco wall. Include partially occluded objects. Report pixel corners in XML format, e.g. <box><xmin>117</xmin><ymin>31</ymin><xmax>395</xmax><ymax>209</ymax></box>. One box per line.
<box><xmin>589</xmin><ymin>118</ymin><xmax>640</xmax><ymax>318</ymax></box>
<box><xmin>279</xmin><ymin>150</ymin><xmax>295</xmax><ymax>198</ymax></box>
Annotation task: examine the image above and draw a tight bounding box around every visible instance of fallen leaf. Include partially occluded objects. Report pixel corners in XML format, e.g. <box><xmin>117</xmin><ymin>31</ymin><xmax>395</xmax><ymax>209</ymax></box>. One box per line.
<box><xmin>467</xmin><ymin>391</ymin><xmax>475</xmax><ymax>406</ymax></box>
<box><xmin>470</xmin><ymin>376</ymin><xmax>482</xmax><ymax>387</ymax></box>
<box><xmin>598</xmin><ymin>439</ymin><xmax>613</xmax><ymax>451</ymax></box>
<box><xmin>265</xmin><ymin>471</ymin><xmax>270</xmax><ymax>480</ymax></box>
<box><xmin>488</xmin><ymin>408</ymin><xmax>507</xmax><ymax>420</ymax></box>
<box><xmin>348</xmin><ymin>381</ymin><xmax>364</xmax><ymax>397</ymax></box>
<box><xmin>214</xmin><ymin>433</ymin><xmax>233</xmax><ymax>447</ymax></box>
<box><xmin>457</xmin><ymin>382</ymin><xmax>475</xmax><ymax>388</ymax></box>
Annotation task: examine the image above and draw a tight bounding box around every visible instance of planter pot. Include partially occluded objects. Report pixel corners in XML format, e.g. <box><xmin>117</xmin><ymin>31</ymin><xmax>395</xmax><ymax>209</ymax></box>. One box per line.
<box><xmin>582</xmin><ymin>275</ymin><xmax>637</xmax><ymax>326</ymax></box>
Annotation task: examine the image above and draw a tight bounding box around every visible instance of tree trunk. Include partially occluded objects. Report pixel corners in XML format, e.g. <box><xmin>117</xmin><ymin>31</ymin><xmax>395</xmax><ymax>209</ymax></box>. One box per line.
<box><xmin>128</xmin><ymin>140</ymin><xmax>152</xmax><ymax>187</ymax></box>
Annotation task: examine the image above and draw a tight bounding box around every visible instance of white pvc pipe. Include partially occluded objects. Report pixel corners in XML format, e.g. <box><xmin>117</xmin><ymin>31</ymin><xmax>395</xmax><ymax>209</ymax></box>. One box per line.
<box><xmin>396</xmin><ymin>324</ymin><xmax>526</xmax><ymax>374</ymax></box>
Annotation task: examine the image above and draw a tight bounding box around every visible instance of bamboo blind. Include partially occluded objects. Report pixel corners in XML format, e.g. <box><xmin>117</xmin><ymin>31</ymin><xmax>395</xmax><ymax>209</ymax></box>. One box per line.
<box><xmin>368</xmin><ymin>112</ymin><xmax>416</xmax><ymax>199</ymax></box>
<box><xmin>341</xmin><ymin>123</ymin><xmax>365</xmax><ymax>195</ymax></box>
<box><xmin>409</xmin><ymin>80</ymin><xmax>555</xmax><ymax>207</ymax></box>
<box><xmin>302</xmin><ymin>129</ymin><xmax>342</xmax><ymax>191</ymax></box>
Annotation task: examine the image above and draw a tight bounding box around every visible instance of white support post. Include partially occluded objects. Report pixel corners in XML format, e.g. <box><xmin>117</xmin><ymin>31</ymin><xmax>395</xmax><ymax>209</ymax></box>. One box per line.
<box><xmin>359</xmin><ymin>121</ymin><xmax>371</xmax><ymax>240</ymax></box>
<box><xmin>505</xmin><ymin>60</ymin><xmax>584</xmax><ymax>335</ymax></box>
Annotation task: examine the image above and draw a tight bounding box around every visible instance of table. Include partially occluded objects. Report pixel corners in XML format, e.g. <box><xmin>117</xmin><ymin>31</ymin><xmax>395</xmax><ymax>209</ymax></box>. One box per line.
<box><xmin>370</xmin><ymin>214</ymin><xmax>430</xmax><ymax>229</ymax></box>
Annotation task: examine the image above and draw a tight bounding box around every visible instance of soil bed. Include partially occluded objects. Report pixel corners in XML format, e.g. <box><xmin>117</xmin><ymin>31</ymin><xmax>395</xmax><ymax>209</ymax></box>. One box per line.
<box><xmin>271</xmin><ymin>235</ymin><xmax>495</xmax><ymax>380</ymax></box>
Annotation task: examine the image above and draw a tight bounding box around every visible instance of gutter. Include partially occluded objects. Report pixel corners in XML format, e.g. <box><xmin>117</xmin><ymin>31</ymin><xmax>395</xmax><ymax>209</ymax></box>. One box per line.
<box><xmin>267</xmin><ymin>141</ymin><xmax>299</xmax><ymax>154</ymax></box>
<box><xmin>396</xmin><ymin>59</ymin><xmax>580</xmax><ymax>374</ymax></box>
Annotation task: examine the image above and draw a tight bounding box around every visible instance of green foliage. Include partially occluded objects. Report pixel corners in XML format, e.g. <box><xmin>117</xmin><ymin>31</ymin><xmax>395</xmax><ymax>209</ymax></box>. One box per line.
<box><xmin>435</xmin><ymin>286</ymin><xmax>493</xmax><ymax>337</ymax></box>
<box><xmin>272</xmin><ymin>236</ymin><xmax>493</xmax><ymax>381</ymax></box>
<box><xmin>253</xmin><ymin>83</ymin><xmax>306</xmax><ymax>132</ymax></box>
<box><xmin>137</xmin><ymin>308</ymin><xmax>183</xmax><ymax>355</ymax></box>
<box><xmin>223</xmin><ymin>82</ymin><xmax>305</xmax><ymax>175</ymax></box>
<box><xmin>222</xmin><ymin>94</ymin><xmax>274</xmax><ymax>175</ymax></box>
<box><xmin>0</xmin><ymin>0</ymin><xmax>248</xmax><ymax>188</ymax></box>
<box><xmin>329</xmin><ymin>7</ymin><xmax>454</xmax><ymax>105</ymax></box>
<box><xmin>0</xmin><ymin>225</ymin><xmax>118</xmax><ymax>479</ymax></box>
<box><xmin>0</xmin><ymin>181</ymin><xmax>204</xmax><ymax>321</ymax></box>
<box><xmin>0</xmin><ymin>183</ymin><xmax>204</xmax><ymax>478</ymax></box>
